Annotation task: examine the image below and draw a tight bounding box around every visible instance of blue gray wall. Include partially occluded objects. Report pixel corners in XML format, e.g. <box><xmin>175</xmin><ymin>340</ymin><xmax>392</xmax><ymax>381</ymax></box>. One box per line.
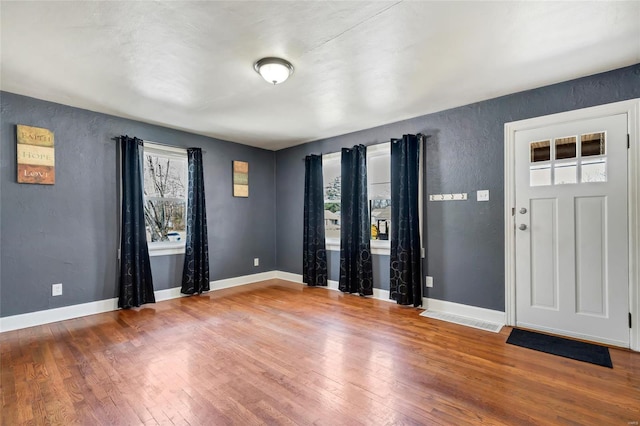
<box><xmin>2</xmin><ymin>65</ymin><xmax>639</xmax><ymax>318</ymax></box>
<box><xmin>1</xmin><ymin>92</ymin><xmax>276</xmax><ymax>317</ymax></box>
<box><xmin>275</xmin><ymin>64</ymin><xmax>640</xmax><ymax>312</ymax></box>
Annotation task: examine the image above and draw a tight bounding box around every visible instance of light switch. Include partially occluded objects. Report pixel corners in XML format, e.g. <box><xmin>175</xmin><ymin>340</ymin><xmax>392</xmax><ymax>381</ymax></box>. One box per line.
<box><xmin>477</xmin><ymin>190</ymin><xmax>489</xmax><ymax>202</ymax></box>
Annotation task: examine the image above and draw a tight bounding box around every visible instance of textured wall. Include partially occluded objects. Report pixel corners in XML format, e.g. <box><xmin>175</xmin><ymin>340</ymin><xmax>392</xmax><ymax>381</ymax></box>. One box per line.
<box><xmin>2</xmin><ymin>65</ymin><xmax>639</xmax><ymax>318</ymax></box>
<box><xmin>0</xmin><ymin>92</ymin><xmax>276</xmax><ymax>317</ymax></box>
<box><xmin>275</xmin><ymin>64</ymin><xmax>640</xmax><ymax>311</ymax></box>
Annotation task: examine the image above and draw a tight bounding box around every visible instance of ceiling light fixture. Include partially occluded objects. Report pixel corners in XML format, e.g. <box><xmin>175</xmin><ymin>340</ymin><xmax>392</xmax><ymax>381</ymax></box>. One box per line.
<box><xmin>254</xmin><ymin>57</ymin><xmax>294</xmax><ymax>85</ymax></box>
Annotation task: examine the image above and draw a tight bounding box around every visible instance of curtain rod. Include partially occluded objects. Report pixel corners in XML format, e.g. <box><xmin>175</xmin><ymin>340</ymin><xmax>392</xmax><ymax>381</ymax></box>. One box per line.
<box><xmin>111</xmin><ymin>136</ymin><xmax>206</xmax><ymax>154</ymax></box>
<box><xmin>301</xmin><ymin>134</ymin><xmax>429</xmax><ymax>160</ymax></box>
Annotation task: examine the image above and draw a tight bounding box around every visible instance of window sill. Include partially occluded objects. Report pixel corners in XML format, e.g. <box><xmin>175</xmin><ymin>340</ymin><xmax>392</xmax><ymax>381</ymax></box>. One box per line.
<box><xmin>148</xmin><ymin>242</ymin><xmax>186</xmax><ymax>257</ymax></box>
<box><xmin>371</xmin><ymin>239</ymin><xmax>391</xmax><ymax>255</ymax></box>
<box><xmin>325</xmin><ymin>238</ymin><xmax>390</xmax><ymax>256</ymax></box>
<box><xmin>326</xmin><ymin>238</ymin><xmax>340</xmax><ymax>252</ymax></box>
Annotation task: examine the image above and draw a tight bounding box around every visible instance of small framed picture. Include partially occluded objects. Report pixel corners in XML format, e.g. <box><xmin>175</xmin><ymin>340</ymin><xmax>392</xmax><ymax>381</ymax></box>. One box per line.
<box><xmin>233</xmin><ymin>160</ymin><xmax>249</xmax><ymax>197</ymax></box>
<box><xmin>17</xmin><ymin>124</ymin><xmax>55</xmax><ymax>184</ymax></box>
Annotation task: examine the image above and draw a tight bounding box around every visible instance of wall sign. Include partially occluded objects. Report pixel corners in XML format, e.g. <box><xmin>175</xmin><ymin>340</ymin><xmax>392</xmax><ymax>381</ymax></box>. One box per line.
<box><xmin>233</xmin><ymin>160</ymin><xmax>249</xmax><ymax>197</ymax></box>
<box><xmin>17</xmin><ymin>124</ymin><xmax>55</xmax><ymax>184</ymax></box>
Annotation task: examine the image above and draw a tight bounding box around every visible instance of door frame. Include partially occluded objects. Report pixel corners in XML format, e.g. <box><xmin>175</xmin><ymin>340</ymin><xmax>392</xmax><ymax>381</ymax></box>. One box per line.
<box><xmin>504</xmin><ymin>99</ymin><xmax>640</xmax><ymax>351</ymax></box>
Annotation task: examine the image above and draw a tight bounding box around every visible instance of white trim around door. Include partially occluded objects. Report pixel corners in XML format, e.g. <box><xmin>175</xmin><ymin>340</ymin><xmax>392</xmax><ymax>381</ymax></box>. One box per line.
<box><xmin>504</xmin><ymin>99</ymin><xmax>640</xmax><ymax>351</ymax></box>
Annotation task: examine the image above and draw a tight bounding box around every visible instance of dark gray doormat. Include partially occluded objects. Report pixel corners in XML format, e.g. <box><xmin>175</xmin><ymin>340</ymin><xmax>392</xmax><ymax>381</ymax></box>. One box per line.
<box><xmin>506</xmin><ymin>328</ymin><xmax>613</xmax><ymax>368</ymax></box>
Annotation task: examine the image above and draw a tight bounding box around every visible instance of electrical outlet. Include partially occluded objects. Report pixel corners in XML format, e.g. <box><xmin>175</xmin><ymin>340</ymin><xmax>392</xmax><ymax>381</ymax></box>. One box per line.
<box><xmin>425</xmin><ymin>276</ymin><xmax>433</xmax><ymax>288</ymax></box>
<box><xmin>477</xmin><ymin>190</ymin><xmax>489</xmax><ymax>201</ymax></box>
<box><xmin>254</xmin><ymin>258</ymin><xmax>259</xmax><ymax>267</ymax></box>
<box><xmin>52</xmin><ymin>283</ymin><xmax>63</xmax><ymax>296</ymax></box>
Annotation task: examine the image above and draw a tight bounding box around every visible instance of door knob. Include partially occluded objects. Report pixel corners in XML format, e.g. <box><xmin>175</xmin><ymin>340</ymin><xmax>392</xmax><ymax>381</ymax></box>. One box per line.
<box><xmin>519</xmin><ymin>207</ymin><xmax>527</xmax><ymax>214</ymax></box>
<box><xmin>519</xmin><ymin>224</ymin><xmax>527</xmax><ymax>231</ymax></box>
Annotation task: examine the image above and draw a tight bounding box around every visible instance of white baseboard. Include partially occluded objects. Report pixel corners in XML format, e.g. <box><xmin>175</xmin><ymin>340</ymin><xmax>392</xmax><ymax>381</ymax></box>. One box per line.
<box><xmin>154</xmin><ymin>286</ymin><xmax>183</xmax><ymax>302</ymax></box>
<box><xmin>0</xmin><ymin>298</ymin><xmax>120</xmax><ymax>333</ymax></box>
<box><xmin>210</xmin><ymin>271</ymin><xmax>277</xmax><ymax>290</ymax></box>
<box><xmin>422</xmin><ymin>297</ymin><xmax>506</xmax><ymax>325</ymax></box>
<box><xmin>274</xmin><ymin>271</ymin><xmax>303</xmax><ymax>283</ymax></box>
<box><xmin>275</xmin><ymin>272</ymin><xmax>393</xmax><ymax>303</ymax></box>
<box><xmin>327</xmin><ymin>279</ymin><xmax>339</xmax><ymax>290</ymax></box>
<box><xmin>0</xmin><ymin>271</ymin><xmax>278</xmax><ymax>333</ymax></box>
<box><xmin>0</xmin><ymin>270</ymin><xmax>505</xmax><ymax>333</ymax></box>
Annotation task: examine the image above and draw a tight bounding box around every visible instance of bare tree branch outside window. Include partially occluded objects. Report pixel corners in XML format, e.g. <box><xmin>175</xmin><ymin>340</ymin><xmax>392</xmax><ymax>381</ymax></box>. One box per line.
<box><xmin>143</xmin><ymin>153</ymin><xmax>187</xmax><ymax>242</ymax></box>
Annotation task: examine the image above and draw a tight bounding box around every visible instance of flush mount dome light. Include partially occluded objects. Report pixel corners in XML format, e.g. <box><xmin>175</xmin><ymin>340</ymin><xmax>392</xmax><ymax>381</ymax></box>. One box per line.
<box><xmin>254</xmin><ymin>57</ymin><xmax>294</xmax><ymax>85</ymax></box>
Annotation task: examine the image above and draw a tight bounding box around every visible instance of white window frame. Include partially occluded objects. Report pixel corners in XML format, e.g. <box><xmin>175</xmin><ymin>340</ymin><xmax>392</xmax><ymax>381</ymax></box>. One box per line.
<box><xmin>322</xmin><ymin>141</ymin><xmax>424</xmax><ymax>257</ymax></box>
<box><xmin>143</xmin><ymin>142</ymin><xmax>188</xmax><ymax>257</ymax></box>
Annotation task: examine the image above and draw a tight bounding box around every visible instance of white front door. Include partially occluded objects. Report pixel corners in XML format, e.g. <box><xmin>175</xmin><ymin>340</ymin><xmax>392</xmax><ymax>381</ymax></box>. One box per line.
<box><xmin>515</xmin><ymin>113</ymin><xmax>629</xmax><ymax>347</ymax></box>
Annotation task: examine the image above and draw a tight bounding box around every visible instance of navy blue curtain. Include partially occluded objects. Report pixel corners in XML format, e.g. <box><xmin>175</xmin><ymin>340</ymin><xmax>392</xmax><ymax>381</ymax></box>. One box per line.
<box><xmin>390</xmin><ymin>134</ymin><xmax>422</xmax><ymax>306</ymax></box>
<box><xmin>339</xmin><ymin>145</ymin><xmax>373</xmax><ymax>295</ymax></box>
<box><xmin>303</xmin><ymin>155</ymin><xmax>328</xmax><ymax>287</ymax></box>
<box><xmin>118</xmin><ymin>136</ymin><xmax>155</xmax><ymax>308</ymax></box>
<box><xmin>181</xmin><ymin>148</ymin><xmax>210</xmax><ymax>294</ymax></box>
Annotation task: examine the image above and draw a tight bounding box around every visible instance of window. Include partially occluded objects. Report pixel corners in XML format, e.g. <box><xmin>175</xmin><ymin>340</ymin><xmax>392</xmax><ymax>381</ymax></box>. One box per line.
<box><xmin>529</xmin><ymin>132</ymin><xmax>607</xmax><ymax>187</ymax></box>
<box><xmin>367</xmin><ymin>143</ymin><xmax>391</xmax><ymax>244</ymax></box>
<box><xmin>322</xmin><ymin>142</ymin><xmax>393</xmax><ymax>255</ymax></box>
<box><xmin>322</xmin><ymin>151</ymin><xmax>342</xmax><ymax>241</ymax></box>
<box><xmin>143</xmin><ymin>143</ymin><xmax>188</xmax><ymax>256</ymax></box>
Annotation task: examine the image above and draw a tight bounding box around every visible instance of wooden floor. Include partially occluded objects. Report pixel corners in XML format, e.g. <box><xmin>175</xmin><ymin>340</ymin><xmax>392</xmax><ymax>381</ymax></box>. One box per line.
<box><xmin>1</xmin><ymin>280</ymin><xmax>639</xmax><ymax>425</ymax></box>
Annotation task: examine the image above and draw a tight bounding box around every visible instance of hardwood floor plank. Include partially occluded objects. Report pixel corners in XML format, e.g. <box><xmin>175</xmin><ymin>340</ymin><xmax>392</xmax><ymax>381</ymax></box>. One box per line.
<box><xmin>2</xmin><ymin>279</ymin><xmax>639</xmax><ymax>425</ymax></box>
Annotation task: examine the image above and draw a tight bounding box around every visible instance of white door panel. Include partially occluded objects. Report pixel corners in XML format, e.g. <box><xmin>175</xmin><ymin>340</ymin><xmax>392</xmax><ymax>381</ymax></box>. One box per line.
<box><xmin>575</xmin><ymin>196</ymin><xmax>607</xmax><ymax>316</ymax></box>
<box><xmin>529</xmin><ymin>198</ymin><xmax>557</xmax><ymax>310</ymax></box>
<box><xmin>515</xmin><ymin>113</ymin><xmax>629</xmax><ymax>347</ymax></box>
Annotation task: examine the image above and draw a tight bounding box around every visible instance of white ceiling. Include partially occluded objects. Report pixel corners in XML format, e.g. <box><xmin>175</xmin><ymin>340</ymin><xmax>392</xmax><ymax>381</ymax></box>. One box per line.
<box><xmin>1</xmin><ymin>2</ymin><xmax>639</xmax><ymax>151</ymax></box>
